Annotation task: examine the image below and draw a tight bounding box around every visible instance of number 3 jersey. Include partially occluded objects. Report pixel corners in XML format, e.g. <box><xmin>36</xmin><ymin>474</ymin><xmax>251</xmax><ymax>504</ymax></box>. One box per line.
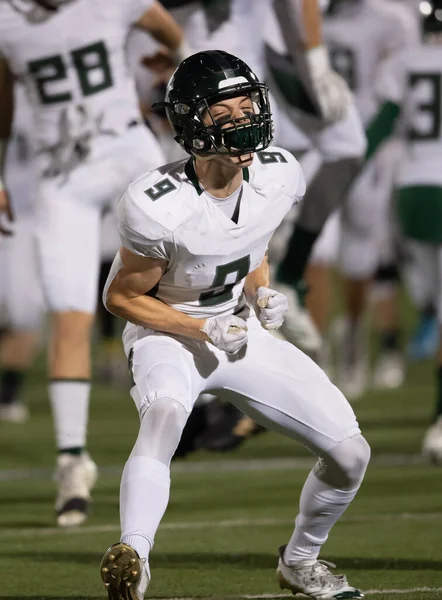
<box><xmin>0</xmin><ymin>0</ymin><xmax>153</xmax><ymax>162</ymax></box>
<box><xmin>375</xmin><ymin>43</ymin><xmax>442</xmax><ymax>189</ymax></box>
<box><xmin>118</xmin><ymin>147</ymin><xmax>305</xmax><ymax>319</ymax></box>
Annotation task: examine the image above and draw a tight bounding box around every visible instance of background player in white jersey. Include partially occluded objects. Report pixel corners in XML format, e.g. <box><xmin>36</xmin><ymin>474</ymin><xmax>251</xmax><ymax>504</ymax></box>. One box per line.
<box><xmin>362</xmin><ymin>0</ymin><xmax>442</xmax><ymax>460</ymax></box>
<box><xmin>99</xmin><ymin>50</ymin><xmax>370</xmax><ymax>600</ymax></box>
<box><xmin>0</xmin><ymin>0</ymin><xmax>188</xmax><ymax>527</ymax></box>
<box><xmin>305</xmin><ymin>0</ymin><xmax>419</xmax><ymax>398</ymax></box>
<box><xmin>0</xmin><ymin>82</ymin><xmax>43</xmax><ymax>423</ymax></box>
<box><xmin>264</xmin><ymin>0</ymin><xmax>366</xmax><ymax>352</ymax></box>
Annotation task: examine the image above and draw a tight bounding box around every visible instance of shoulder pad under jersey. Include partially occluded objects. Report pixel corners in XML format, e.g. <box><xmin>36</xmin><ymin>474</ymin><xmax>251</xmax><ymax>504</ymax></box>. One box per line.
<box><xmin>125</xmin><ymin>159</ymin><xmax>196</xmax><ymax>235</ymax></box>
<box><xmin>249</xmin><ymin>146</ymin><xmax>306</xmax><ymax>199</ymax></box>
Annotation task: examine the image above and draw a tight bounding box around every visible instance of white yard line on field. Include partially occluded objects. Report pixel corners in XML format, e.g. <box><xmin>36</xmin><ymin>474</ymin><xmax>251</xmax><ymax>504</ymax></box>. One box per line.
<box><xmin>0</xmin><ymin>453</ymin><xmax>425</xmax><ymax>482</ymax></box>
<box><xmin>146</xmin><ymin>587</ymin><xmax>442</xmax><ymax>599</ymax></box>
<box><xmin>2</xmin><ymin>511</ymin><xmax>442</xmax><ymax>540</ymax></box>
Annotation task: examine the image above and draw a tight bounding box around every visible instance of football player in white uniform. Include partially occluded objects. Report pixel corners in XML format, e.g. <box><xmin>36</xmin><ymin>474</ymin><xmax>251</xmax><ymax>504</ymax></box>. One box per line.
<box><xmin>99</xmin><ymin>50</ymin><xmax>369</xmax><ymax>600</ymax></box>
<box><xmin>0</xmin><ymin>0</ymin><xmax>188</xmax><ymax>527</ymax></box>
<box><xmin>306</xmin><ymin>0</ymin><xmax>419</xmax><ymax>399</ymax></box>
<box><xmin>265</xmin><ymin>0</ymin><xmax>366</xmax><ymax>352</ymax></box>
<box><xmin>0</xmin><ymin>83</ymin><xmax>43</xmax><ymax>423</ymax></box>
<box><xmin>134</xmin><ymin>0</ymin><xmax>360</xmax><ymax>353</ymax></box>
<box><xmin>363</xmin><ymin>0</ymin><xmax>442</xmax><ymax>460</ymax></box>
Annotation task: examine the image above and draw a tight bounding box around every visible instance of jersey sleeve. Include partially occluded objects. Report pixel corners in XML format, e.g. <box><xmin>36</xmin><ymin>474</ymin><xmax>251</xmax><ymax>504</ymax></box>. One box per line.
<box><xmin>374</xmin><ymin>50</ymin><xmax>407</xmax><ymax>106</ymax></box>
<box><xmin>117</xmin><ymin>189</ymin><xmax>171</xmax><ymax>260</ymax></box>
<box><xmin>365</xmin><ymin>52</ymin><xmax>405</xmax><ymax>160</ymax></box>
<box><xmin>273</xmin><ymin>146</ymin><xmax>307</xmax><ymax>204</ymax></box>
<box><xmin>113</xmin><ymin>0</ymin><xmax>155</xmax><ymax>28</ymax></box>
<box><xmin>382</xmin><ymin>3</ymin><xmax>420</xmax><ymax>54</ymax></box>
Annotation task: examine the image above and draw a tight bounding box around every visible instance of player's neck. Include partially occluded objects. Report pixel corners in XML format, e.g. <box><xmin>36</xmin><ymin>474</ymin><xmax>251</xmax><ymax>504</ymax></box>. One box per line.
<box><xmin>194</xmin><ymin>158</ymin><xmax>244</xmax><ymax>199</ymax></box>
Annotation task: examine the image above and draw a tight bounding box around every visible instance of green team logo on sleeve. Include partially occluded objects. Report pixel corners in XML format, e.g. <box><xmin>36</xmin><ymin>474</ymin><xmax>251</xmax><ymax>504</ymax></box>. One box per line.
<box><xmin>28</xmin><ymin>40</ymin><xmax>113</xmax><ymax>105</ymax></box>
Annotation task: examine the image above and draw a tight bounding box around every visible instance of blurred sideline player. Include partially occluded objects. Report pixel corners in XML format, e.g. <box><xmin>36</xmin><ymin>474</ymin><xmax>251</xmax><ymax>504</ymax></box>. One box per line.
<box><xmin>265</xmin><ymin>0</ymin><xmax>366</xmax><ymax>353</ymax></box>
<box><xmin>0</xmin><ymin>0</ymin><xmax>187</xmax><ymax>527</ymax></box>
<box><xmin>304</xmin><ymin>0</ymin><xmax>418</xmax><ymax>399</ymax></box>
<box><xmin>0</xmin><ymin>82</ymin><xmax>43</xmax><ymax>423</ymax></box>
<box><xmin>362</xmin><ymin>0</ymin><xmax>442</xmax><ymax>461</ymax></box>
<box><xmin>100</xmin><ymin>50</ymin><xmax>369</xmax><ymax>600</ymax></box>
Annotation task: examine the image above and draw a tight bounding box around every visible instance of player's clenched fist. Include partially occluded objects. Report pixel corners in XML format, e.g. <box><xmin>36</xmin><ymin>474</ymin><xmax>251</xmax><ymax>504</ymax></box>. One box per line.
<box><xmin>201</xmin><ymin>315</ymin><xmax>248</xmax><ymax>354</ymax></box>
<box><xmin>254</xmin><ymin>287</ymin><xmax>288</xmax><ymax>331</ymax></box>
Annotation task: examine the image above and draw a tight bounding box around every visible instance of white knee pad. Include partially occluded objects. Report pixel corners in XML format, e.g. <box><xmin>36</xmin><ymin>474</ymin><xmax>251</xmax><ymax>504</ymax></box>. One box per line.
<box><xmin>318</xmin><ymin>434</ymin><xmax>371</xmax><ymax>490</ymax></box>
<box><xmin>131</xmin><ymin>397</ymin><xmax>189</xmax><ymax>465</ymax></box>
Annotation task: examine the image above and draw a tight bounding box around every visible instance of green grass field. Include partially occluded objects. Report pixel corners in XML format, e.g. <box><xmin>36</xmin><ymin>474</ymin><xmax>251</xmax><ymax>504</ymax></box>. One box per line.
<box><xmin>1</xmin><ymin>352</ymin><xmax>441</xmax><ymax>600</ymax></box>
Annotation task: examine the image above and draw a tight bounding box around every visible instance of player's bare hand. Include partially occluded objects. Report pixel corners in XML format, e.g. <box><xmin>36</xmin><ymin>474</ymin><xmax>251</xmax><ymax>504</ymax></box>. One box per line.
<box><xmin>201</xmin><ymin>314</ymin><xmax>248</xmax><ymax>354</ymax></box>
<box><xmin>306</xmin><ymin>45</ymin><xmax>353</xmax><ymax>123</ymax></box>
<box><xmin>254</xmin><ymin>287</ymin><xmax>288</xmax><ymax>330</ymax></box>
<box><xmin>0</xmin><ymin>188</ymin><xmax>14</xmax><ymax>236</ymax></box>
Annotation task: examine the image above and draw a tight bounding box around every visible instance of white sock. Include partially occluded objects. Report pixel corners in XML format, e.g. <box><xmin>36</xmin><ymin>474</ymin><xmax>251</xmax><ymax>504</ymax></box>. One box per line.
<box><xmin>284</xmin><ymin>469</ymin><xmax>359</xmax><ymax>566</ymax></box>
<box><xmin>120</xmin><ymin>456</ymin><xmax>171</xmax><ymax>562</ymax></box>
<box><xmin>49</xmin><ymin>380</ymin><xmax>90</xmax><ymax>450</ymax></box>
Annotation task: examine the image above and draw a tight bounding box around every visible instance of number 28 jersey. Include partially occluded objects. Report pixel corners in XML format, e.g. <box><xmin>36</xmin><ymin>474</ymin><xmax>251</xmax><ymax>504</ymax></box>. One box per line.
<box><xmin>0</xmin><ymin>0</ymin><xmax>153</xmax><ymax>155</ymax></box>
<box><xmin>118</xmin><ymin>147</ymin><xmax>305</xmax><ymax>319</ymax></box>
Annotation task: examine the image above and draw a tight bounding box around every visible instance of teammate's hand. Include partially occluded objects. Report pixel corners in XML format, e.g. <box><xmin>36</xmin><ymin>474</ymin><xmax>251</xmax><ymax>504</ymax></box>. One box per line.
<box><xmin>141</xmin><ymin>49</ymin><xmax>175</xmax><ymax>75</ymax></box>
<box><xmin>0</xmin><ymin>187</ymin><xmax>14</xmax><ymax>236</ymax></box>
<box><xmin>201</xmin><ymin>315</ymin><xmax>248</xmax><ymax>354</ymax></box>
<box><xmin>305</xmin><ymin>45</ymin><xmax>353</xmax><ymax>123</ymax></box>
<box><xmin>254</xmin><ymin>287</ymin><xmax>288</xmax><ymax>331</ymax></box>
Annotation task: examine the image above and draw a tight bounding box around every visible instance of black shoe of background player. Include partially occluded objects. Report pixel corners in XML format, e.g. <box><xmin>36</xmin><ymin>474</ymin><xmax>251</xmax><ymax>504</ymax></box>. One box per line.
<box><xmin>196</xmin><ymin>403</ymin><xmax>266</xmax><ymax>452</ymax></box>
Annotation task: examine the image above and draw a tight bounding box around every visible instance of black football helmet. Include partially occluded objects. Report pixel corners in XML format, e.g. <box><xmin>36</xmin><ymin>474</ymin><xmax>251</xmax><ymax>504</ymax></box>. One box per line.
<box><xmin>157</xmin><ymin>50</ymin><xmax>273</xmax><ymax>157</ymax></box>
<box><xmin>421</xmin><ymin>0</ymin><xmax>442</xmax><ymax>36</ymax></box>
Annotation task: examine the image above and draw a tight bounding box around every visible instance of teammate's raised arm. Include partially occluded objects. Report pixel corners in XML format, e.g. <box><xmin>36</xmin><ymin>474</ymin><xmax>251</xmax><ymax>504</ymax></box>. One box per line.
<box><xmin>273</xmin><ymin>0</ymin><xmax>352</xmax><ymax>122</ymax></box>
<box><xmin>0</xmin><ymin>57</ymin><xmax>15</xmax><ymax>236</ymax></box>
<box><xmin>134</xmin><ymin>0</ymin><xmax>190</xmax><ymax>64</ymax></box>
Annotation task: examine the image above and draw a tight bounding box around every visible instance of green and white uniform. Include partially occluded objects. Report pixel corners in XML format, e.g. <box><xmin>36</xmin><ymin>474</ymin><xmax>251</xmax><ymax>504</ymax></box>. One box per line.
<box><xmin>118</xmin><ymin>146</ymin><xmax>361</xmax><ymax>451</ymax></box>
<box><xmin>368</xmin><ymin>40</ymin><xmax>442</xmax><ymax>319</ymax></box>
<box><xmin>311</xmin><ymin>0</ymin><xmax>419</xmax><ymax>278</ymax></box>
<box><xmin>0</xmin><ymin>0</ymin><xmax>165</xmax><ymax>314</ymax></box>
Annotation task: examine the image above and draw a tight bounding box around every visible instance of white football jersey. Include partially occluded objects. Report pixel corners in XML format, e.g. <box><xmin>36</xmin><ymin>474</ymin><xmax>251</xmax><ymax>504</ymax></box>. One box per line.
<box><xmin>4</xmin><ymin>83</ymin><xmax>36</xmax><ymax>216</ymax></box>
<box><xmin>323</xmin><ymin>0</ymin><xmax>419</xmax><ymax>124</ymax></box>
<box><xmin>168</xmin><ymin>0</ymin><xmax>269</xmax><ymax>80</ymax></box>
<box><xmin>0</xmin><ymin>0</ymin><xmax>153</xmax><ymax>157</ymax></box>
<box><xmin>376</xmin><ymin>43</ymin><xmax>442</xmax><ymax>188</ymax></box>
<box><xmin>118</xmin><ymin>146</ymin><xmax>305</xmax><ymax>319</ymax></box>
